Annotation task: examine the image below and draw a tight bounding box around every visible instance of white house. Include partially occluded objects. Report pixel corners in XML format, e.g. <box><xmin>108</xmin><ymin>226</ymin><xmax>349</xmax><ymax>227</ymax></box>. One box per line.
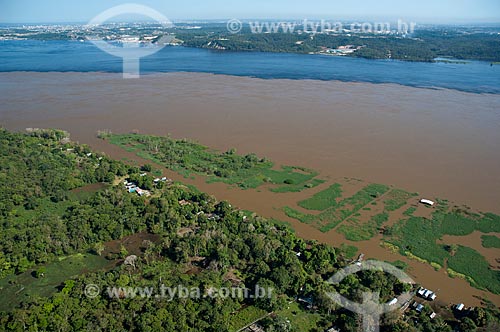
<box><xmin>420</xmin><ymin>199</ymin><xmax>435</xmax><ymax>206</ymax></box>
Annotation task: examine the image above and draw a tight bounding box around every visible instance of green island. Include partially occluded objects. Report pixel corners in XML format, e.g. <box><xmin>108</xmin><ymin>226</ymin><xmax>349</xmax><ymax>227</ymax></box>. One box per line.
<box><xmin>1</xmin><ymin>129</ymin><xmax>499</xmax><ymax>332</ymax></box>
<box><xmin>104</xmin><ymin>133</ymin><xmax>325</xmax><ymax>192</ymax></box>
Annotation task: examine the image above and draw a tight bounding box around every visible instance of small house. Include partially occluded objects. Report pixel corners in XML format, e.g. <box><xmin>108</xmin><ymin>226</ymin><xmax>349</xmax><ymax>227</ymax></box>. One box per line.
<box><xmin>388</xmin><ymin>298</ymin><xmax>398</xmax><ymax>306</ymax></box>
<box><xmin>420</xmin><ymin>199</ymin><xmax>435</xmax><ymax>206</ymax></box>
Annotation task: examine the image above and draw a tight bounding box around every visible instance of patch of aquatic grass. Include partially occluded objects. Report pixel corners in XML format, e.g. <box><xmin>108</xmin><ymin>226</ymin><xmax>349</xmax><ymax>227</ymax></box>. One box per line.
<box><xmin>271</xmin><ymin>178</ymin><xmax>325</xmax><ymax>193</ymax></box>
<box><xmin>403</xmin><ymin>207</ymin><xmax>416</xmax><ymax>217</ymax></box>
<box><xmin>297</xmin><ymin>183</ymin><xmax>343</xmax><ymax>211</ymax></box>
<box><xmin>439</xmin><ymin>211</ymin><xmax>500</xmax><ymax>236</ymax></box>
<box><xmin>386</xmin><ymin>209</ymin><xmax>500</xmax><ymax>294</ymax></box>
<box><xmin>340</xmin><ymin>244</ymin><xmax>359</xmax><ymax>259</ymax></box>
<box><xmin>481</xmin><ymin>235</ymin><xmax>500</xmax><ymax>249</ymax></box>
<box><xmin>447</xmin><ymin>268</ymin><xmax>470</xmax><ymax>281</ymax></box>
<box><xmin>383</xmin><ymin>189</ymin><xmax>418</xmax><ymax>212</ymax></box>
<box><xmin>447</xmin><ymin>246</ymin><xmax>500</xmax><ymax>294</ymax></box>
<box><xmin>388</xmin><ymin>216</ymin><xmax>449</xmax><ymax>265</ymax></box>
<box><xmin>286</xmin><ymin>184</ymin><xmax>389</xmax><ymax>233</ymax></box>
<box><xmin>430</xmin><ymin>262</ymin><xmax>442</xmax><ymax>271</ymax></box>
<box><xmin>337</xmin><ymin>212</ymin><xmax>389</xmax><ymax>242</ymax></box>
<box><xmin>381</xmin><ymin>242</ymin><xmax>400</xmax><ymax>253</ymax></box>
<box><xmin>283</xmin><ymin>207</ymin><xmax>313</xmax><ymax>224</ymax></box>
<box><xmin>404</xmin><ymin>251</ymin><xmax>430</xmax><ymax>264</ymax></box>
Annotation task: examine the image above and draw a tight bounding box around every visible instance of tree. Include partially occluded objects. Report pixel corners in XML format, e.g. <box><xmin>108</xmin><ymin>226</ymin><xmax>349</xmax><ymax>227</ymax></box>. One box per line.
<box><xmin>447</xmin><ymin>244</ymin><xmax>459</xmax><ymax>256</ymax></box>
<box><xmin>93</xmin><ymin>242</ymin><xmax>105</xmax><ymax>256</ymax></box>
<box><xmin>119</xmin><ymin>244</ymin><xmax>128</xmax><ymax>259</ymax></box>
<box><xmin>459</xmin><ymin>317</ymin><xmax>478</xmax><ymax>332</ymax></box>
<box><xmin>141</xmin><ymin>164</ymin><xmax>152</xmax><ymax>172</ymax></box>
<box><xmin>34</xmin><ymin>267</ymin><xmax>46</xmax><ymax>278</ymax></box>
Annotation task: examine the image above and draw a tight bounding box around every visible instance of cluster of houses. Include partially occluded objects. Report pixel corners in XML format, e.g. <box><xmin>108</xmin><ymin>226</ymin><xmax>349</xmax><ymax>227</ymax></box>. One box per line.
<box><xmin>241</xmin><ymin>323</ymin><xmax>265</xmax><ymax>332</ymax></box>
<box><xmin>124</xmin><ymin>174</ymin><xmax>173</xmax><ymax>197</ymax></box>
<box><xmin>152</xmin><ymin>176</ymin><xmax>171</xmax><ymax>184</ymax></box>
<box><xmin>411</xmin><ymin>301</ymin><xmax>437</xmax><ymax>319</ymax></box>
<box><xmin>318</xmin><ymin>45</ymin><xmax>363</xmax><ymax>56</ymax></box>
<box><xmin>124</xmin><ymin>181</ymin><xmax>151</xmax><ymax>197</ymax></box>
<box><xmin>409</xmin><ymin>287</ymin><xmax>438</xmax><ymax>319</ymax></box>
<box><xmin>417</xmin><ymin>287</ymin><xmax>437</xmax><ymax>301</ymax></box>
<box><xmin>453</xmin><ymin>303</ymin><xmax>474</xmax><ymax>314</ymax></box>
<box><xmin>195</xmin><ymin>211</ymin><xmax>221</xmax><ymax>221</ymax></box>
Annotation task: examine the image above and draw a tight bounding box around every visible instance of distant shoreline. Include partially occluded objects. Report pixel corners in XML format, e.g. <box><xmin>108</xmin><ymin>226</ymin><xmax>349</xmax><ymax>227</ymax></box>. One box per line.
<box><xmin>1</xmin><ymin>43</ymin><xmax>499</xmax><ymax>95</ymax></box>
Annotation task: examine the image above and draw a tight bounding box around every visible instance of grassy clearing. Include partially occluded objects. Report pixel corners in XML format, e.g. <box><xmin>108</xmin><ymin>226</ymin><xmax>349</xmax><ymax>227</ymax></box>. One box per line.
<box><xmin>481</xmin><ymin>235</ymin><xmax>500</xmax><ymax>249</ymax></box>
<box><xmin>275</xmin><ymin>301</ymin><xmax>323</xmax><ymax>332</ymax></box>
<box><xmin>108</xmin><ymin>134</ymin><xmax>322</xmax><ymax>192</ymax></box>
<box><xmin>229</xmin><ymin>305</ymin><xmax>268</xmax><ymax>331</ymax></box>
<box><xmin>447</xmin><ymin>246</ymin><xmax>500</xmax><ymax>294</ymax></box>
<box><xmin>285</xmin><ymin>184</ymin><xmax>389</xmax><ymax>233</ymax></box>
<box><xmin>337</xmin><ymin>212</ymin><xmax>389</xmax><ymax>241</ymax></box>
<box><xmin>0</xmin><ymin>253</ymin><xmax>110</xmax><ymax>311</ymax></box>
<box><xmin>297</xmin><ymin>183</ymin><xmax>343</xmax><ymax>211</ymax></box>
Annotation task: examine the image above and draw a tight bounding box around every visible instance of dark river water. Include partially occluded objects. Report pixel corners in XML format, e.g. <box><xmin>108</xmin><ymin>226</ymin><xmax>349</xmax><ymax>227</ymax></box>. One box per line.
<box><xmin>1</xmin><ymin>40</ymin><xmax>499</xmax><ymax>94</ymax></box>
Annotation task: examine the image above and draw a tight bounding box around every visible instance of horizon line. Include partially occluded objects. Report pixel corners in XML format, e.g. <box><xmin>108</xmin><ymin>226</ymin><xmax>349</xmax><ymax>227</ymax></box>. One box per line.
<box><xmin>2</xmin><ymin>18</ymin><xmax>500</xmax><ymax>26</ymax></box>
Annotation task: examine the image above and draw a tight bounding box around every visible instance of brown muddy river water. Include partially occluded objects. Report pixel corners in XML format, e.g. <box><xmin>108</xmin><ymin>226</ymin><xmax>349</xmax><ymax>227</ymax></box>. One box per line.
<box><xmin>1</xmin><ymin>71</ymin><xmax>499</xmax><ymax>306</ymax></box>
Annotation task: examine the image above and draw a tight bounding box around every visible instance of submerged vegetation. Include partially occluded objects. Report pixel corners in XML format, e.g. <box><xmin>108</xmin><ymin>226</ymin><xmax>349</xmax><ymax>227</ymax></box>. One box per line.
<box><xmin>285</xmin><ymin>183</ymin><xmax>389</xmax><ymax>232</ymax></box>
<box><xmin>282</xmin><ymin>173</ymin><xmax>500</xmax><ymax>295</ymax></box>
<box><xmin>386</xmin><ymin>210</ymin><xmax>500</xmax><ymax>294</ymax></box>
<box><xmin>481</xmin><ymin>235</ymin><xmax>500</xmax><ymax>249</ymax></box>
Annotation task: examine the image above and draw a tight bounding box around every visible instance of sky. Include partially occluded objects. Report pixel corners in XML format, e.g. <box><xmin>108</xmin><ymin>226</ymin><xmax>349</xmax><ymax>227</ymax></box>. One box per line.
<box><xmin>1</xmin><ymin>0</ymin><xmax>500</xmax><ymax>24</ymax></box>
